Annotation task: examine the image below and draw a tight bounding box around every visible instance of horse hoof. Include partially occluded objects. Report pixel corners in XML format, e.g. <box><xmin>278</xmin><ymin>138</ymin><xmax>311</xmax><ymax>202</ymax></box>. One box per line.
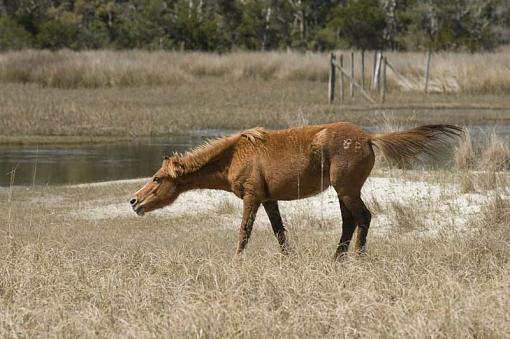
<box><xmin>333</xmin><ymin>252</ymin><xmax>349</xmax><ymax>261</ymax></box>
<box><xmin>232</xmin><ymin>252</ymin><xmax>245</xmax><ymax>262</ymax></box>
<box><xmin>355</xmin><ymin>244</ymin><xmax>368</xmax><ymax>257</ymax></box>
<box><xmin>281</xmin><ymin>246</ymin><xmax>294</xmax><ymax>256</ymax></box>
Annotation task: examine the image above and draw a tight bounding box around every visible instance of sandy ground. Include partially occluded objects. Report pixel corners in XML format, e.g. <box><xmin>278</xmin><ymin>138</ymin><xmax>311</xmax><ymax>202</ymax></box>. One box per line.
<box><xmin>74</xmin><ymin>175</ymin><xmax>492</xmax><ymax>236</ymax></box>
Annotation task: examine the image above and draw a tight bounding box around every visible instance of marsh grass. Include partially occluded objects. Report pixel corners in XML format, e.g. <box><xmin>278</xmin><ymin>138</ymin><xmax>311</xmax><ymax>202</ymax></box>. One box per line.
<box><xmin>453</xmin><ymin>130</ymin><xmax>510</xmax><ymax>192</ymax></box>
<box><xmin>389</xmin><ymin>200</ymin><xmax>427</xmax><ymax>233</ymax></box>
<box><xmin>2</xmin><ymin>49</ymin><xmax>510</xmax><ymax>95</ymax></box>
<box><xmin>480</xmin><ymin>133</ymin><xmax>510</xmax><ymax>171</ymax></box>
<box><xmin>213</xmin><ymin>199</ymin><xmax>239</xmax><ymax>215</ymax></box>
<box><xmin>456</xmin><ymin>130</ymin><xmax>510</xmax><ymax>171</ymax></box>
<box><xmin>480</xmin><ymin>193</ymin><xmax>510</xmax><ymax>225</ymax></box>
<box><xmin>0</xmin><ymin>52</ymin><xmax>509</xmax><ymax>141</ymax></box>
<box><xmin>457</xmin><ymin>170</ymin><xmax>477</xmax><ymax>193</ymax></box>
<box><xmin>454</xmin><ymin>130</ymin><xmax>476</xmax><ymax>171</ymax></box>
<box><xmin>0</xmin><ymin>170</ymin><xmax>509</xmax><ymax>337</ymax></box>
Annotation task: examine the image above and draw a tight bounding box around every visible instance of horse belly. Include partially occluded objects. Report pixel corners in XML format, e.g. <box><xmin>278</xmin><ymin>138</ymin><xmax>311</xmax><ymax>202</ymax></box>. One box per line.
<box><xmin>265</xmin><ymin>165</ymin><xmax>329</xmax><ymax>200</ymax></box>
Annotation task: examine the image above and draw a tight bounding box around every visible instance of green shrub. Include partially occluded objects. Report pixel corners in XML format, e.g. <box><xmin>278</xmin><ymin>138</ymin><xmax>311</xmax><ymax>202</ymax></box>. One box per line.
<box><xmin>0</xmin><ymin>17</ymin><xmax>32</xmax><ymax>50</ymax></box>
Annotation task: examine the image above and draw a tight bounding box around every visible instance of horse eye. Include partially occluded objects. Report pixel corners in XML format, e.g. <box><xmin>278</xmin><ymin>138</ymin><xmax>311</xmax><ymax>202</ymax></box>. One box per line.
<box><xmin>153</xmin><ymin>177</ymin><xmax>161</xmax><ymax>183</ymax></box>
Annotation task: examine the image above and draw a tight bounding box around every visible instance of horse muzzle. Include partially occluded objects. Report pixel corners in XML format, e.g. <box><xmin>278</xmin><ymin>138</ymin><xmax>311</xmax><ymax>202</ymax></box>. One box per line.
<box><xmin>129</xmin><ymin>197</ymin><xmax>145</xmax><ymax>216</ymax></box>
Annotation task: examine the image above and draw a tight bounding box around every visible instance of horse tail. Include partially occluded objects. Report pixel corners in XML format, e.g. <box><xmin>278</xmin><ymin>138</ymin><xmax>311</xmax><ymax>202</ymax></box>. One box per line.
<box><xmin>369</xmin><ymin>124</ymin><xmax>464</xmax><ymax>166</ymax></box>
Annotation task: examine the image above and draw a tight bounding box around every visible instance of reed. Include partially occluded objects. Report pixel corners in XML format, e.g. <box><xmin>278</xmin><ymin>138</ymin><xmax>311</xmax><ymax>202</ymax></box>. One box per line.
<box><xmin>1</xmin><ymin>49</ymin><xmax>510</xmax><ymax>94</ymax></box>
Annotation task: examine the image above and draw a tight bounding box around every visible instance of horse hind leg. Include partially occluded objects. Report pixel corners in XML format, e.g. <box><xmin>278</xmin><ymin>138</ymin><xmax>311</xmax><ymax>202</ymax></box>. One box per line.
<box><xmin>341</xmin><ymin>194</ymin><xmax>372</xmax><ymax>256</ymax></box>
<box><xmin>334</xmin><ymin>198</ymin><xmax>356</xmax><ymax>260</ymax></box>
<box><xmin>263</xmin><ymin>201</ymin><xmax>290</xmax><ymax>254</ymax></box>
<box><xmin>330</xmin><ymin>173</ymin><xmax>372</xmax><ymax>258</ymax></box>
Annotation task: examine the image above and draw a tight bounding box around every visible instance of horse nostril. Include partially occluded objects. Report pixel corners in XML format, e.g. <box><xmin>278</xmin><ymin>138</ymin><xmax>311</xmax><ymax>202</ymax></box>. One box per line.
<box><xmin>130</xmin><ymin>198</ymin><xmax>137</xmax><ymax>206</ymax></box>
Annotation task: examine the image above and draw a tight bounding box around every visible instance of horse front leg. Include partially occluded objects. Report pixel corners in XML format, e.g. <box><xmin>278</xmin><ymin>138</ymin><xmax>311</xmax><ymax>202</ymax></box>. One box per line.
<box><xmin>262</xmin><ymin>200</ymin><xmax>290</xmax><ymax>254</ymax></box>
<box><xmin>235</xmin><ymin>196</ymin><xmax>260</xmax><ymax>256</ymax></box>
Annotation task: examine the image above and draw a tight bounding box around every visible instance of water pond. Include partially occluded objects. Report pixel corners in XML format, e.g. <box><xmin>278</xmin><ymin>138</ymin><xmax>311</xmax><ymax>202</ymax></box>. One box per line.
<box><xmin>1</xmin><ymin>125</ymin><xmax>508</xmax><ymax>187</ymax></box>
<box><xmin>0</xmin><ymin>130</ymin><xmax>229</xmax><ymax>186</ymax></box>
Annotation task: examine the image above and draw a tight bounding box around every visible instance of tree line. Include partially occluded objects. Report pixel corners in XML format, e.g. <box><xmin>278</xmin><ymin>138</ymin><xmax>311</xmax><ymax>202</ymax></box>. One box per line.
<box><xmin>1</xmin><ymin>0</ymin><xmax>509</xmax><ymax>52</ymax></box>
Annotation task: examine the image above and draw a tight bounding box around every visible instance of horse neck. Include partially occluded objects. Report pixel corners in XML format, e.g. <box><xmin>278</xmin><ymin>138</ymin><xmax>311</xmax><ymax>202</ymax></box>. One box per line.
<box><xmin>178</xmin><ymin>159</ymin><xmax>230</xmax><ymax>192</ymax></box>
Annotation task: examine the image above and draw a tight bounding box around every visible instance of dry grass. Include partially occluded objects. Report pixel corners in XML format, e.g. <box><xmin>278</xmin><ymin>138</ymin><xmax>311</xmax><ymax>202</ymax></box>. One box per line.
<box><xmin>1</xmin><ymin>78</ymin><xmax>509</xmax><ymax>142</ymax></box>
<box><xmin>455</xmin><ymin>130</ymin><xmax>510</xmax><ymax>171</ymax></box>
<box><xmin>454</xmin><ymin>129</ymin><xmax>476</xmax><ymax>171</ymax></box>
<box><xmin>457</xmin><ymin>170</ymin><xmax>477</xmax><ymax>194</ymax></box>
<box><xmin>383</xmin><ymin>47</ymin><xmax>510</xmax><ymax>95</ymax></box>
<box><xmin>389</xmin><ymin>200</ymin><xmax>427</xmax><ymax>233</ymax></box>
<box><xmin>453</xmin><ymin>130</ymin><xmax>510</xmax><ymax>191</ymax></box>
<box><xmin>1</xmin><ymin>49</ymin><xmax>510</xmax><ymax>95</ymax></box>
<box><xmin>480</xmin><ymin>133</ymin><xmax>510</xmax><ymax>171</ymax></box>
<box><xmin>0</xmin><ymin>50</ymin><xmax>329</xmax><ymax>88</ymax></box>
<box><xmin>0</xmin><ymin>170</ymin><xmax>509</xmax><ymax>337</ymax></box>
<box><xmin>213</xmin><ymin>199</ymin><xmax>239</xmax><ymax>216</ymax></box>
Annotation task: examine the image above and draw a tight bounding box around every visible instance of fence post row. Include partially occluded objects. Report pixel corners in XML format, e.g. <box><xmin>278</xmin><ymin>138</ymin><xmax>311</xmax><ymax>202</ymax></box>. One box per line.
<box><xmin>332</xmin><ymin>60</ymin><xmax>376</xmax><ymax>104</ymax></box>
<box><xmin>330</xmin><ymin>49</ymin><xmax>435</xmax><ymax>104</ymax></box>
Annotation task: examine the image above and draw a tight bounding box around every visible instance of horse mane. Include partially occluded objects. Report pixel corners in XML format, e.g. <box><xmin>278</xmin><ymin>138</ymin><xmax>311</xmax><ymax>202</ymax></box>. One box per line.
<box><xmin>166</xmin><ymin>127</ymin><xmax>266</xmax><ymax>177</ymax></box>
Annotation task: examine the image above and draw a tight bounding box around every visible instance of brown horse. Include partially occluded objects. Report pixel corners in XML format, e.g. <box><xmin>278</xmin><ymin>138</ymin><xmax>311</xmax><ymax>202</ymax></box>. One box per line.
<box><xmin>130</xmin><ymin>122</ymin><xmax>462</xmax><ymax>259</ymax></box>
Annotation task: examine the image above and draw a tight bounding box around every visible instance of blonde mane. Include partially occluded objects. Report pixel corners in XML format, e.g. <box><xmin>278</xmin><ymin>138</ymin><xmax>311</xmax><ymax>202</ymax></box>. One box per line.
<box><xmin>166</xmin><ymin>128</ymin><xmax>265</xmax><ymax>177</ymax></box>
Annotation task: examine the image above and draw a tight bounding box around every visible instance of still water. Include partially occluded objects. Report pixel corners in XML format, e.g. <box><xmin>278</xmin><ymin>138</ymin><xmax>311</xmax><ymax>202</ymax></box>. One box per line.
<box><xmin>0</xmin><ymin>131</ymin><xmax>229</xmax><ymax>186</ymax></box>
<box><xmin>1</xmin><ymin>126</ymin><xmax>508</xmax><ymax>187</ymax></box>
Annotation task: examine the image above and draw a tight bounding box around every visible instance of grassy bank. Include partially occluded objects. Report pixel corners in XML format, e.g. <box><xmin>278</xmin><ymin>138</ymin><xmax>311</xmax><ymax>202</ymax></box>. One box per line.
<box><xmin>1</xmin><ymin>79</ymin><xmax>510</xmax><ymax>144</ymax></box>
<box><xmin>1</xmin><ymin>169</ymin><xmax>509</xmax><ymax>337</ymax></box>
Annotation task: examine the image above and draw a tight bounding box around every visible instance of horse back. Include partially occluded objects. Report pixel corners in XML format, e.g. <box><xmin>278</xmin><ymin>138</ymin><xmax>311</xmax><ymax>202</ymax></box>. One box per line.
<box><xmin>228</xmin><ymin>122</ymin><xmax>373</xmax><ymax>200</ymax></box>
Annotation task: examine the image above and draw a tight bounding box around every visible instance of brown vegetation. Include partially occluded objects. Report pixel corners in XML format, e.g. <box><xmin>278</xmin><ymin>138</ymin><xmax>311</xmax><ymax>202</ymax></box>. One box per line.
<box><xmin>455</xmin><ymin>130</ymin><xmax>510</xmax><ymax>172</ymax></box>
<box><xmin>1</xmin><ymin>49</ymin><xmax>510</xmax><ymax>94</ymax></box>
<box><xmin>1</xmin><ymin>168</ymin><xmax>509</xmax><ymax>337</ymax></box>
<box><xmin>0</xmin><ymin>78</ymin><xmax>508</xmax><ymax>143</ymax></box>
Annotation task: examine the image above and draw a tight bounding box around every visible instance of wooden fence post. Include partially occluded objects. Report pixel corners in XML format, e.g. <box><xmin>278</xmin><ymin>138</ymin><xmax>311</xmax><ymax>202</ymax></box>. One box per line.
<box><xmin>424</xmin><ymin>48</ymin><xmax>432</xmax><ymax>93</ymax></box>
<box><xmin>328</xmin><ymin>53</ymin><xmax>336</xmax><ymax>103</ymax></box>
<box><xmin>381</xmin><ymin>57</ymin><xmax>387</xmax><ymax>103</ymax></box>
<box><xmin>339</xmin><ymin>54</ymin><xmax>344</xmax><ymax>103</ymax></box>
<box><xmin>373</xmin><ymin>51</ymin><xmax>383</xmax><ymax>91</ymax></box>
<box><xmin>350</xmin><ymin>51</ymin><xmax>354</xmax><ymax>97</ymax></box>
<box><xmin>372</xmin><ymin>51</ymin><xmax>378</xmax><ymax>89</ymax></box>
<box><xmin>361</xmin><ymin>50</ymin><xmax>365</xmax><ymax>89</ymax></box>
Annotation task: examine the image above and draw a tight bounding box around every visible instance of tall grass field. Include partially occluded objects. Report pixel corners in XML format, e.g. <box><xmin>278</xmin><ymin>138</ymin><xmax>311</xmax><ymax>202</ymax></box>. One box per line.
<box><xmin>1</xmin><ymin>49</ymin><xmax>510</xmax><ymax>94</ymax></box>
<box><xmin>1</xmin><ymin>166</ymin><xmax>509</xmax><ymax>337</ymax></box>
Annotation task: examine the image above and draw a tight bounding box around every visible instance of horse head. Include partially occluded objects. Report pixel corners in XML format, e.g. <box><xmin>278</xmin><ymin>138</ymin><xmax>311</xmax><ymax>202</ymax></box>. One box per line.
<box><xmin>130</xmin><ymin>156</ymin><xmax>183</xmax><ymax>216</ymax></box>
